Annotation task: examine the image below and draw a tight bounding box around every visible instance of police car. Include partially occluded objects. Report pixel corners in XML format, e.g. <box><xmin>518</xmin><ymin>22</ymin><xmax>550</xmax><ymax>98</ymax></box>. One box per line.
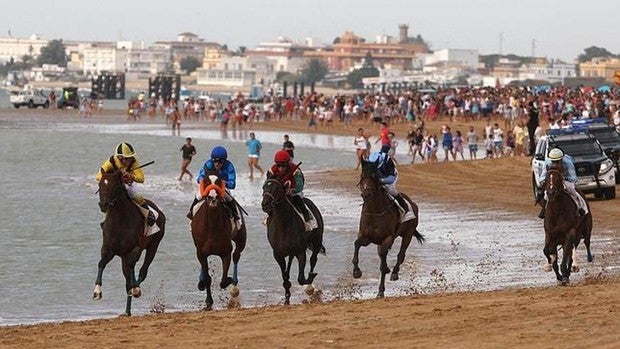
<box><xmin>531</xmin><ymin>128</ymin><xmax>616</xmax><ymax>200</ymax></box>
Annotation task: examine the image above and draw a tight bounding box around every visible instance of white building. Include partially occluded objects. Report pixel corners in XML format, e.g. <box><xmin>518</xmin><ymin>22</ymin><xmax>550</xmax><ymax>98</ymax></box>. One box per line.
<box><xmin>423</xmin><ymin>48</ymin><xmax>479</xmax><ymax>71</ymax></box>
<box><xmin>0</xmin><ymin>35</ymin><xmax>48</xmax><ymax>64</ymax></box>
<box><xmin>83</xmin><ymin>47</ymin><xmax>128</xmax><ymax>75</ymax></box>
<box><xmin>519</xmin><ymin>59</ymin><xmax>577</xmax><ymax>83</ymax></box>
<box><xmin>125</xmin><ymin>47</ymin><xmax>171</xmax><ymax>77</ymax></box>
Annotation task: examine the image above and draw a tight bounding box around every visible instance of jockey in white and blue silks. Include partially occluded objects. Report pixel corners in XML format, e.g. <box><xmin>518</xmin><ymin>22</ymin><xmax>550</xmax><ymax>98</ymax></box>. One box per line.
<box><xmin>368</xmin><ymin>151</ymin><xmax>409</xmax><ymax>213</ymax></box>
<box><xmin>538</xmin><ymin>147</ymin><xmax>587</xmax><ymax>218</ymax></box>
<box><xmin>187</xmin><ymin>145</ymin><xmax>239</xmax><ymax>221</ymax></box>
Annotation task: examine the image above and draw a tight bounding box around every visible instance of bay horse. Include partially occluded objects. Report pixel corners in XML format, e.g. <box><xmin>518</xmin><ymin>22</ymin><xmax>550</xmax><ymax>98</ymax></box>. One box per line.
<box><xmin>353</xmin><ymin>159</ymin><xmax>424</xmax><ymax>298</ymax></box>
<box><xmin>95</xmin><ymin>170</ymin><xmax>166</xmax><ymax>316</ymax></box>
<box><xmin>191</xmin><ymin>170</ymin><xmax>247</xmax><ymax>310</ymax></box>
<box><xmin>261</xmin><ymin>179</ymin><xmax>325</xmax><ymax>305</ymax></box>
<box><xmin>542</xmin><ymin>167</ymin><xmax>593</xmax><ymax>285</ymax></box>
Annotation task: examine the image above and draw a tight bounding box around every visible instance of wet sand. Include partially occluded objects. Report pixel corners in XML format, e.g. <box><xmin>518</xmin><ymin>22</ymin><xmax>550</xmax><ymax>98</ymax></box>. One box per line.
<box><xmin>1</xmin><ymin>109</ymin><xmax>618</xmax><ymax>348</ymax></box>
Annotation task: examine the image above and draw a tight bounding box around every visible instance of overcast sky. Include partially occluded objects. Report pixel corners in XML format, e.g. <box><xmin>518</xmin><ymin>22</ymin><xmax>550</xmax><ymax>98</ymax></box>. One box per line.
<box><xmin>2</xmin><ymin>0</ymin><xmax>617</xmax><ymax>62</ymax></box>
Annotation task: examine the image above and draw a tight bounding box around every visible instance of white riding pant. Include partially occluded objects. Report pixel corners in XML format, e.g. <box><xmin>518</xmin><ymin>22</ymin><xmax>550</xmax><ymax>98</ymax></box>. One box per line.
<box><xmin>382</xmin><ymin>183</ymin><xmax>399</xmax><ymax>197</ymax></box>
<box><xmin>124</xmin><ymin>183</ymin><xmax>143</xmax><ymax>202</ymax></box>
<box><xmin>563</xmin><ymin>181</ymin><xmax>588</xmax><ymax>213</ymax></box>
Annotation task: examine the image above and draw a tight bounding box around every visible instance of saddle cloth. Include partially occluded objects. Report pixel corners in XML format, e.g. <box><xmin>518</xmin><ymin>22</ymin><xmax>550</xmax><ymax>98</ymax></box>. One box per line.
<box><xmin>135</xmin><ymin>203</ymin><xmax>161</xmax><ymax>237</ymax></box>
<box><xmin>387</xmin><ymin>194</ymin><xmax>416</xmax><ymax>223</ymax></box>
<box><xmin>191</xmin><ymin>200</ymin><xmax>242</xmax><ymax>234</ymax></box>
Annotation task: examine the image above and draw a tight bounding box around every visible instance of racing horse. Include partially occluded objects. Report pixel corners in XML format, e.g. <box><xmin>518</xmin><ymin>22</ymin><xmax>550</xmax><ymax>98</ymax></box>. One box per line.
<box><xmin>353</xmin><ymin>159</ymin><xmax>424</xmax><ymax>298</ymax></box>
<box><xmin>261</xmin><ymin>179</ymin><xmax>325</xmax><ymax>305</ymax></box>
<box><xmin>191</xmin><ymin>170</ymin><xmax>247</xmax><ymax>310</ymax></box>
<box><xmin>542</xmin><ymin>167</ymin><xmax>593</xmax><ymax>285</ymax></box>
<box><xmin>95</xmin><ymin>170</ymin><xmax>166</xmax><ymax>316</ymax></box>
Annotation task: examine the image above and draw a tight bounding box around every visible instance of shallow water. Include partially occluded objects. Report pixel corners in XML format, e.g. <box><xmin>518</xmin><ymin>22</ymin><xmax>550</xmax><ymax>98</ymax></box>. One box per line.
<box><xmin>0</xmin><ymin>115</ymin><xmax>617</xmax><ymax>326</ymax></box>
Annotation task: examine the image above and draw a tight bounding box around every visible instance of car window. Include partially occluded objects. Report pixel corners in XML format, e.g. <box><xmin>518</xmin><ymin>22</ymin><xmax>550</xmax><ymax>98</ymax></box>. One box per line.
<box><xmin>554</xmin><ymin>140</ymin><xmax>601</xmax><ymax>156</ymax></box>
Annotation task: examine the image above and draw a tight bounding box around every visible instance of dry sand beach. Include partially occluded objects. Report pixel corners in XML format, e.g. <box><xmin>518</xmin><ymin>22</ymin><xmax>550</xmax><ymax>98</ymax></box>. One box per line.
<box><xmin>1</xmin><ymin>109</ymin><xmax>618</xmax><ymax>348</ymax></box>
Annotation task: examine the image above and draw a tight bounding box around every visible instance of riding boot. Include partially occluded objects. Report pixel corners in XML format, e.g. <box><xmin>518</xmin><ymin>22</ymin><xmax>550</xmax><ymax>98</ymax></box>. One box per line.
<box><xmin>538</xmin><ymin>199</ymin><xmax>547</xmax><ymax>219</ymax></box>
<box><xmin>187</xmin><ymin>197</ymin><xmax>199</xmax><ymax>220</ymax></box>
<box><xmin>578</xmin><ymin>208</ymin><xmax>586</xmax><ymax>216</ymax></box>
<box><xmin>225</xmin><ymin>200</ymin><xmax>240</xmax><ymax>221</ymax></box>
<box><xmin>142</xmin><ymin>203</ymin><xmax>156</xmax><ymax>226</ymax></box>
<box><xmin>395</xmin><ymin>194</ymin><xmax>409</xmax><ymax>213</ymax></box>
<box><xmin>291</xmin><ymin>195</ymin><xmax>311</xmax><ymax>222</ymax></box>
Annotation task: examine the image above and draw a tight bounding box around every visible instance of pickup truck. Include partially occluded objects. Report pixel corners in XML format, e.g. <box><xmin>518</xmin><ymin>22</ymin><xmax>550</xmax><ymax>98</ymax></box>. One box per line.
<box><xmin>9</xmin><ymin>89</ymin><xmax>50</xmax><ymax>109</ymax></box>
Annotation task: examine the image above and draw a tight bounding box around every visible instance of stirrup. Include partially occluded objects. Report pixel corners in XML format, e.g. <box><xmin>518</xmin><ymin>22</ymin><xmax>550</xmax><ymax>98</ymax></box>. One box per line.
<box><xmin>147</xmin><ymin>211</ymin><xmax>156</xmax><ymax>226</ymax></box>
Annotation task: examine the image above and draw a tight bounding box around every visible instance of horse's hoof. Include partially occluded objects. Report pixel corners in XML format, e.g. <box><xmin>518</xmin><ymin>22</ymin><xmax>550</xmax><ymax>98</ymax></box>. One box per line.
<box><xmin>230</xmin><ymin>285</ymin><xmax>240</xmax><ymax>298</ymax></box>
<box><xmin>390</xmin><ymin>273</ymin><xmax>399</xmax><ymax>281</ymax></box>
<box><xmin>202</xmin><ymin>304</ymin><xmax>213</xmax><ymax>311</ymax></box>
<box><xmin>131</xmin><ymin>287</ymin><xmax>141</xmax><ymax>298</ymax></box>
<box><xmin>561</xmin><ymin>277</ymin><xmax>570</xmax><ymax>286</ymax></box>
<box><xmin>308</xmin><ymin>273</ymin><xmax>318</xmax><ymax>284</ymax></box>
<box><xmin>120</xmin><ymin>312</ymin><xmax>131</xmax><ymax>317</ymax></box>
<box><xmin>220</xmin><ymin>277</ymin><xmax>233</xmax><ymax>289</ymax></box>
<box><xmin>543</xmin><ymin>264</ymin><xmax>553</xmax><ymax>272</ymax></box>
<box><xmin>353</xmin><ymin>269</ymin><xmax>362</xmax><ymax>279</ymax></box>
<box><xmin>93</xmin><ymin>292</ymin><xmax>102</xmax><ymax>300</ymax></box>
<box><xmin>376</xmin><ymin>292</ymin><xmax>385</xmax><ymax>298</ymax></box>
<box><xmin>304</xmin><ymin>284</ymin><xmax>315</xmax><ymax>296</ymax></box>
<box><xmin>588</xmin><ymin>254</ymin><xmax>594</xmax><ymax>263</ymax></box>
<box><xmin>284</xmin><ymin>297</ymin><xmax>290</xmax><ymax>306</ymax></box>
<box><xmin>197</xmin><ymin>280</ymin><xmax>205</xmax><ymax>291</ymax></box>
<box><xmin>572</xmin><ymin>265</ymin><xmax>580</xmax><ymax>273</ymax></box>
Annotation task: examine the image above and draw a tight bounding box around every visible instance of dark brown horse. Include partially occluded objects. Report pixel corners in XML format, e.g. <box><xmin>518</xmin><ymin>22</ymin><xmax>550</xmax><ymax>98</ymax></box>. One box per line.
<box><xmin>191</xmin><ymin>170</ymin><xmax>247</xmax><ymax>310</ymax></box>
<box><xmin>261</xmin><ymin>179</ymin><xmax>325</xmax><ymax>305</ymax></box>
<box><xmin>353</xmin><ymin>160</ymin><xmax>424</xmax><ymax>298</ymax></box>
<box><xmin>542</xmin><ymin>167</ymin><xmax>593</xmax><ymax>285</ymax></box>
<box><xmin>95</xmin><ymin>170</ymin><xmax>166</xmax><ymax>316</ymax></box>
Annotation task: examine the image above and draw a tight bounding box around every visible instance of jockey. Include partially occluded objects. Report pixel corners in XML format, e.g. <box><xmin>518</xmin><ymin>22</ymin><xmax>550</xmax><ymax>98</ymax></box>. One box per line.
<box><xmin>187</xmin><ymin>145</ymin><xmax>239</xmax><ymax>222</ymax></box>
<box><xmin>368</xmin><ymin>151</ymin><xmax>409</xmax><ymax>213</ymax></box>
<box><xmin>266</xmin><ymin>150</ymin><xmax>315</xmax><ymax>224</ymax></box>
<box><xmin>96</xmin><ymin>142</ymin><xmax>156</xmax><ymax>226</ymax></box>
<box><xmin>538</xmin><ymin>147</ymin><xmax>587</xmax><ymax>219</ymax></box>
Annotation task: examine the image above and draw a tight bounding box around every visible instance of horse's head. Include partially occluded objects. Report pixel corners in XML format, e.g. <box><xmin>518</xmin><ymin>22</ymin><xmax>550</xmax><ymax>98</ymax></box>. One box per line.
<box><xmin>359</xmin><ymin>159</ymin><xmax>382</xmax><ymax>199</ymax></box>
<box><xmin>545</xmin><ymin>168</ymin><xmax>565</xmax><ymax>199</ymax></box>
<box><xmin>98</xmin><ymin>170</ymin><xmax>126</xmax><ymax>213</ymax></box>
<box><xmin>199</xmin><ymin>171</ymin><xmax>226</xmax><ymax>207</ymax></box>
<box><xmin>261</xmin><ymin>179</ymin><xmax>286</xmax><ymax>214</ymax></box>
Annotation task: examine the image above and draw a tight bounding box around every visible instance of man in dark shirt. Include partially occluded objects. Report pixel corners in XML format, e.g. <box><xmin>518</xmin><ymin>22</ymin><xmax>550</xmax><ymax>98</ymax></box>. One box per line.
<box><xmin>526</xmin><ymin>99</ymin><xmax>539</xmax><ymax>156</ymax></box>
<box><xmin>179</xmin><ymin>137</ymin><xmax>196</xmax><ymax>180</ymax></box>
<box><xmin>282</xmin><ymin>134</ymin><xmax>295</xmax><ymax>159</ymax></box>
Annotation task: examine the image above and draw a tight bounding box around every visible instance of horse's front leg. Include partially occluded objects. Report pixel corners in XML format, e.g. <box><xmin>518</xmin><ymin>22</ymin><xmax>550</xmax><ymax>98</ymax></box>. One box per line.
<box><xmin>560</xmin><ymin>241</ymin><xmax>574</xmax><ymax>285</ymax></box>
<box><xmin>219</xmin><ymin>253</ymin><xmax>233</xmax><ymax>289</ymax></box>
<box><xmin>391</xmin><ymin>231</ymin><xmax>414</xmax><ymax>281</ymax></box>
<box><xmin>296</xmin><ymin>250</ymin><xmax>309</xmax><ymax>285</ymax></box>
<box><xmin>120</xmin><ymin>256</ymin><xmax>140</xmax><ymax>316</ymax></box>
<box><xmin>543</xmin><ymin>245</ymin><xmax>561</xmax><ymax>282</ymax></box>
<box><xmin>352</xmin><ymin>237</ymin><xmax>370</xmax><ymax>279</ymax></box>
<box><xmin>274</xmin><ymin>252</ymin><xmax>292</xmax><ymax>305</ymax></box>
<box><xmin>93</xmin><ymin>248</ymin><xmax>114</xmax><ymax>300</ymax></box>
<box><xmin>197</xmin><ymin>254</ymin><xmax>213</xmax><ymax>310</ymax></box>
<box><xmin>138</xmin><ymin>231</ymin><xmax>163</xmax><ymax>284</ymax></box>
<box><xmin>377</xmin><ymin>243</ymin><xmax>391</xmax><ymax>298</ymax></box>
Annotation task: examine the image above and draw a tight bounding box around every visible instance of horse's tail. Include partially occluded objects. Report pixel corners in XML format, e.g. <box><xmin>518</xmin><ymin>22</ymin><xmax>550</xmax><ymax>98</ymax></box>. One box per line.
<box><xmin>414</xmin><ymin>229</ymin><xmax>425</xmax><ymax>244</ymax></box>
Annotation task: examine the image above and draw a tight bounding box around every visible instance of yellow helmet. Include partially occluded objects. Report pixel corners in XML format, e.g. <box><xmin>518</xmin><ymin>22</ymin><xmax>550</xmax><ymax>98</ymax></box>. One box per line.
<box><xmin>548</xmin><ymin>148</ymin><xmax>564</xmax><ymax>161</ymax></box>
<box><xmin>115</xmin><ymin>142</ymin><xmax>136</xmax><ymax>157</ymax></box>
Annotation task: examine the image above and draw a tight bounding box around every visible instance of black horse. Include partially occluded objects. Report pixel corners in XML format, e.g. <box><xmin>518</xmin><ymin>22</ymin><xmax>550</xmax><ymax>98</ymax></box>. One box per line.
<box><xmin>261</xmin><ymin>179</ymin><xmax>325</xmax><ymax>305</ymax></box>
<box><xmin>191</xmin><ymin>170</ymin><xmax>247</xmax><ymax>310</ymax></box>
<box><xmin>95</xmin><ymin>170</ymin><xmax>165</xmax><ymax>316</ymax></box>
<box><xmin>353</xmin><ymin>160</ymin><xmax>424</xmax><ymax>298</ymax></box>
<box><xmin>542</xmin><ymin>167</ymin><xmax>593</xmax><ymax>285</ymax></box>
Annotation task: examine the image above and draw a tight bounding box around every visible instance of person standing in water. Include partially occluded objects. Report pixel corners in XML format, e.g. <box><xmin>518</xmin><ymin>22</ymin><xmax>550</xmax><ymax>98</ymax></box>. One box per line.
<box><xmin>179</xmin><ymin>137</ymin><xmax>196</xmax><ymax>180</ymax></box>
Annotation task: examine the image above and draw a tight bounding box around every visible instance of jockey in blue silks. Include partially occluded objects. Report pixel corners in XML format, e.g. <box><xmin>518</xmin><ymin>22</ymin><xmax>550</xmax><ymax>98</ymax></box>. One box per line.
<box><xmin>368</xmin><ymin>151</ymin><xmax>409</xmax><ymax>213</ymax></box>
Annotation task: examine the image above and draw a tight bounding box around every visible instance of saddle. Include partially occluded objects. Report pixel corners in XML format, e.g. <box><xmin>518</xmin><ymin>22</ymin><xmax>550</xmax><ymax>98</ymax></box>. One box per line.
<box><xmin>387</xmin><ymin>194</ymin><xmax>416</xmax><ymax>223</ymax></box>
<box><xmin>134</xmin><ymin>202</ymin><xmax>161</xmax><ymax>239</ymax></box>
<box><xmin>191</xmin><ymin>199</ymin><xmax>243</xmax><ymax>235</ymax></box>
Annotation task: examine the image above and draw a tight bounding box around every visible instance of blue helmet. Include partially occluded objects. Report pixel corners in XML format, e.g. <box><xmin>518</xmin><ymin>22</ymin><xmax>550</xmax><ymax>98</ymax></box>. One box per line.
<box><xmin>368</xmin><ymin>152</ymin><xmax>384</xmax><ymax>163</ymax></box>
<box><xmin>211</xmin><ymin>146</ymin><xmax>228</xmax><ymax>160</ymax></box>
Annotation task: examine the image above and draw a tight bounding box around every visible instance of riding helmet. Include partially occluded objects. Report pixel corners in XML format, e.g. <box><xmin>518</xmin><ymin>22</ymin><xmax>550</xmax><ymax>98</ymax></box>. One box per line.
<box><xmin>115</xmin><ymin>142</ymin><xmax>136</xmax><ymax>157</ymax></box>
<box><xmin>211</xmin><ymin>146</ymin><xmax>228</xmax><ymax>160</ymax></box>
<box><xmin>548</xmin><ymin>148</ymin><xmax>564</xmax><ymax>161</ymax></box>
<box><xmin>274</xmin><ymin>150</ymin><xmax>290</xmax><ymax>163</ymax></box>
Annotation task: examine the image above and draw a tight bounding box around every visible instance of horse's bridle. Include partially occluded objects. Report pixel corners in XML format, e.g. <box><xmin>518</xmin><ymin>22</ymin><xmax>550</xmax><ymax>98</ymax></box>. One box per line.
<box><xmin>359</xmin><ymin>174</ymin><xmax>396</xmax><ymax>216</ymax></box>
<box><xmin>262</xmin><ymin>179</ymin><xmax>285</xmax><ymax>209</ymax></box>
